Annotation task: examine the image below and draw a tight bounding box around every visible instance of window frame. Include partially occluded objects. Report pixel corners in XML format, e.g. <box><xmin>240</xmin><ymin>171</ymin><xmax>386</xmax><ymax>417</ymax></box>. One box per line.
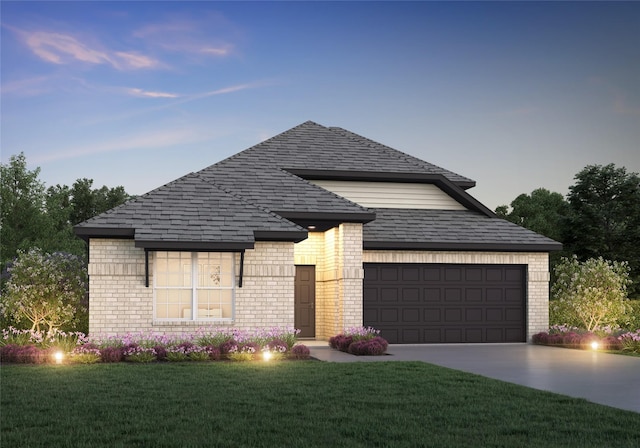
<box><xmin>153</xmin><ymin>251</ymin><xmax>236</xmax><ymax>322</ymax></box>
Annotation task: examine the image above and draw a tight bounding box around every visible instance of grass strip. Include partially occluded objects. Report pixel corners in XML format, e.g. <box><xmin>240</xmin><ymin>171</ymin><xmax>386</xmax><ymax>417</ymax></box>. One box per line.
<box><xmin>1</xmin><ymin>361</ymin><xmax>639</xmax><ymax>447</ymax></box>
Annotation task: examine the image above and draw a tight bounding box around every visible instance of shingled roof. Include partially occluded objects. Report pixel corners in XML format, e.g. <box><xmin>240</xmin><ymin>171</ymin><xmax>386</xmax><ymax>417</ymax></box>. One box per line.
<box><xmin>74</xmin><ymin>121</ymin><xmax>561</xmax><ymax>252</ymax></box>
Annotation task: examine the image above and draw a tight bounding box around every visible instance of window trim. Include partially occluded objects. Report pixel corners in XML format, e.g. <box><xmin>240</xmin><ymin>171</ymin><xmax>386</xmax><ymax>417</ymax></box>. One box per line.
<box><xmin>153</xmin><ymin>251</ymin><xmax>236</xmax><ymax>322</ymax></box>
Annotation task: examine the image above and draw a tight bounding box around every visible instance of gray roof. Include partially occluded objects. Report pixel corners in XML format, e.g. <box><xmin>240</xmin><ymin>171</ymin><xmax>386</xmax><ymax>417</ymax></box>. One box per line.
<box><xmin>75</xmin><ymin>121</ymin><xmax>560</xmax><ymax>252</ymax></box>
<box><xmin>75</xmin><ymin>173</ymin><xmax>306</xmax><ymax>250</ymax></box>
<box><xmin>364</xmin><ymin>209</ymin><xmax>562</xmax><ymax>251</ymax></box>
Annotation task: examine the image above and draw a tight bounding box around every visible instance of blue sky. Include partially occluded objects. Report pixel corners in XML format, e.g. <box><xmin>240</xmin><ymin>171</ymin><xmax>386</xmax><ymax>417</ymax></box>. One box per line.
<box><xmin>2</xmin><ymin>1</ymin><xmax>639</xmax><ymax>210</ymax></box>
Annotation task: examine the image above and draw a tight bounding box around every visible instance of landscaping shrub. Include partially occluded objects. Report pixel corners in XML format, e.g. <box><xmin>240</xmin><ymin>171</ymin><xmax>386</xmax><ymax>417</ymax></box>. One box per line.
<box><xmin>550</xmin><ymin>256</ymin><xmax>631</xmax><ymax>331</ymax></box>
<box><xmin>100</xmin><ymin>346</ymin><xmax>123</xmax><ymax>363</ymax></box>
<box><xmin>329</xmin><ymin>327</ymin><xmax>388</xmax><ymax>356</ymax></box>
<box><xmin>70</xmin><ymin>344</ymin><xmax>101</xmax><ymax>364</ymax></box>
<box><xmin>619</xmin><ymin>330</ymin><xmax>640</xmax><ymax>354</ymax></box>
<box><xmin>0</xmin><ymin>326</ymin><xmax>304</xmax><ymax>363</ymax></box>
<box><xmin>290</xmin><ymin>344</ymin><xmax>310</xmax><ymax>360</ymax></box>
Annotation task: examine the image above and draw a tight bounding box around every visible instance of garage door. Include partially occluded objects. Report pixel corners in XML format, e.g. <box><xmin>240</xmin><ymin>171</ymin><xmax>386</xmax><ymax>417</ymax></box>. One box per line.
<box><xmin>363</xmin><ymin>264</ymin><xmax>526</xmax><ymax>344</ymax></box>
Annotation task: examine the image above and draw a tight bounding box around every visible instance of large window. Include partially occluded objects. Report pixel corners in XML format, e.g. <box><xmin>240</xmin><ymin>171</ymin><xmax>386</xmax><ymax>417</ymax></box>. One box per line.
<box><xmin>154</xmin><ymin>252</ymin><xmax>235</xmax><ymax>321</ymax></box>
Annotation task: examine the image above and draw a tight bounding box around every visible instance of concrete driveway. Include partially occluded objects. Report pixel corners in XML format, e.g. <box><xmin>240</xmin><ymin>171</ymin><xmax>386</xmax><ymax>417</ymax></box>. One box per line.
<box><xmin>307</xmin><ymin>343</ymin><xmax>640</xmax><ymax>413</ymax></box>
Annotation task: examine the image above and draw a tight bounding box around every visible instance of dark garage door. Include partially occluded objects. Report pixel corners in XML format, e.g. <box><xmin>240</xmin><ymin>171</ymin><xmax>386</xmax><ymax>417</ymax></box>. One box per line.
<box><xmin>363</xmin><ymin>264</ymin><xmax>526</xmax><ymax>344</ymax></box>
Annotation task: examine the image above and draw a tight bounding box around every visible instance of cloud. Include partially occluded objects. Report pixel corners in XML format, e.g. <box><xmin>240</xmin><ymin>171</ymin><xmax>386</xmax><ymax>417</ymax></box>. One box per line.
<box><xmin>0</xmin><ymin>76</ymin><xmax>51</xmax><ymax>96</ymax></box>
<box><xmin>13</xmin><ymin>27</ymin><xmax>160</xmax><ymax>70</ymax></box>
<box><xmin>126</xmin><ymin>88</ymin><xmax>180</xmax><ymax>98</ymax></box>
<box><xmin>31</xmin><ymin>127</ymin><xmax>217</xmax><ymax>164</ymax></box>
<box><xmin>131</xmin><ymin>16</ymin><xmax>237</xmax><ymax>59</ymax></box>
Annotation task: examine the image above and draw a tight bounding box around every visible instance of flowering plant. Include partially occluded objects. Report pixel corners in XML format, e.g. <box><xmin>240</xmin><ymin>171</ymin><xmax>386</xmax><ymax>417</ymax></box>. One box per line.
<box><xmin>71</xmin><ymin>344</ymin><xmax>102</xmax><ymax>364</ymax></box>
<box><xmin>123</xmin><ymin>344</ymin><xmax>157</xmax><ymax>363</ymax></box>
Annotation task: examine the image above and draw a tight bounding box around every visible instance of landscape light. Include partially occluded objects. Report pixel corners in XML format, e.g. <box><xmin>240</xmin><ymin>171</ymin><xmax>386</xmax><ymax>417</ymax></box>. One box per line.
<box><xmin>54</xmin><ymin>351</ymin><xmax>64</xmax><ymax>364</ymax></box>
<box><xmin>263</xmin><ymin>351</ymin><xmax>272</xmax><ymax>361</ymax></box>
<box><xmin>590</xmin><ymin>341</ymin><xmax>599</xmax><ymax>350</ymax></box>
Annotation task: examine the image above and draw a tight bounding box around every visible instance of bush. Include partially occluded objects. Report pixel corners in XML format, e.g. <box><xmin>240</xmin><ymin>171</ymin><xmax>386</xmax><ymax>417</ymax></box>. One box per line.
<box><xmin>2</xmin><ymin>249</ymin><xmax>87</xmax><ymax>332</ymax></box>
<box><xmin>70</xmin><ymin>344</ymin><xmax>101</xmax><ymax>364</ymax></box>
<box><xmin>290</xmin><ymin>344</ymin><xmax>310</xmax><ymax>360</ymax></box>
<box><xmin>0</xmin><ymin>344</ymin><xmax>53</xmax><ymax>363</ymax></box>
<box><xmin>550</xmin><ymin>256</ymin><xmax>631</xmax><ymax>331</ymax></box>
<box><xmin>622</xmin><ymin>300</ymin><xmax>640</xmax><ymax>331</ymax></box>
<box><xmin>100</xmin><ymin>346</ymin><xmax>123</xmax><ymax>363</ymax></box>
<box><xmin>330</xmin><ymin>327</ymin><xmax>388</xmax><ymax>356</ymax></box>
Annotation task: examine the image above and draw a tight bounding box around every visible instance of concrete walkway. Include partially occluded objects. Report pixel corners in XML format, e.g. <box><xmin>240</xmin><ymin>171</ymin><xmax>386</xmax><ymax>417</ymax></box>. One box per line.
<box><xmin>306</xmin><ymin>342</ymin><xmax>640</xmax><ymax>414</ymax></box>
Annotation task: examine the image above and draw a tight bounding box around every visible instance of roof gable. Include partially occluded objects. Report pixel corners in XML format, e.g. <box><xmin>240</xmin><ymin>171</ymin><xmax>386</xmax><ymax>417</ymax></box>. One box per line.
<box><xmin>75</xmin><ymin>173</ymin><xmax>306</xmax><ymax>250</ymax></box>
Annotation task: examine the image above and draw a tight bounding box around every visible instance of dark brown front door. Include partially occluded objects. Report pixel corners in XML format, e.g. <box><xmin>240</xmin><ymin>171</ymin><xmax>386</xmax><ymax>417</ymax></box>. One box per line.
<box><xmin>295</xmin><ymin>265</ymin><xmax>316</xmax><ymax>338</ymax></box>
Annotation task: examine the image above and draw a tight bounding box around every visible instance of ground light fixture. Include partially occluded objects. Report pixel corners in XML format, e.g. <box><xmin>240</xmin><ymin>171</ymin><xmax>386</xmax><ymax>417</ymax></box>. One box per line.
<box><xmin>53</xmin><ymin>351</ymin><xmax>65</xmax><ymax>364</ymax></box>
<box><xmin>590</xmin><ymin>341</ymin><xmax>599</xmax><ymax>350</ymax></box>
<box><xmin>263</xmin><ymin>351</ymin><xmax>272</xmax><ymax>361</ymax></box>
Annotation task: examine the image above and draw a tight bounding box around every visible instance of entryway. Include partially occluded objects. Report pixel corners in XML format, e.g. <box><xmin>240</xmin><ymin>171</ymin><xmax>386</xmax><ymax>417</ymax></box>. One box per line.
<box><xmin>295</xmin><ymin>265</ymin><xmax>316</xmax><ymax>338</ymax></box>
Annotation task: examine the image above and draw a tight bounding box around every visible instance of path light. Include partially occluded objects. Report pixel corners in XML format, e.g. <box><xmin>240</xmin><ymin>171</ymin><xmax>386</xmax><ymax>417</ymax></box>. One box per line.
<box><xmin>590</xmin><ymin>341</ymin><xmax>599</xmax><ymax>350</ymax></box>
<box><xmin>263</xmin><ymin>351</ymin><xmax>272</xmax><ymax>361</ymax></box>
<box><xmin>53</xmin><ymin>351</ymin><xmax>64</xmax><ymax>364</ymax></box>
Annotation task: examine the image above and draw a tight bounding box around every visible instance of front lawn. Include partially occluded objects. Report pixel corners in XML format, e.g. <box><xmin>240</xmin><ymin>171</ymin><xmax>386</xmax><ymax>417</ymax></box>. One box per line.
<box><xmin>2</xmin><ymin>362</ymin><xmax>639</xmax><ymax>448</ymax></box>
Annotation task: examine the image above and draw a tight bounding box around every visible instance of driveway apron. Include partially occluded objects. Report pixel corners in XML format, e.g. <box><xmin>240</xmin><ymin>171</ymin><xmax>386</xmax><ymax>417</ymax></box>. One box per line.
<box><xmin>308</xmin><ymin>343</ymin><xmax>640</xmax><ymax>413</ymax></box>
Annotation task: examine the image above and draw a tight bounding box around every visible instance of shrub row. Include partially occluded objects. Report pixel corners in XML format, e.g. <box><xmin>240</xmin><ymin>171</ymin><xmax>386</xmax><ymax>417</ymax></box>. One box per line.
<box><xmin>0</xmin><ymin>326</ymin><xmax>311</xmax><ymax>364</ymax></box>
<box><xmin>329</xmin><ymin>327</ymin><xmax>389</xmax><ymax>356</ymax></box>
<box><xmin>532</xmin><ymin>327</ymin><xmax>640</xmax><ymax>354</ymax></box>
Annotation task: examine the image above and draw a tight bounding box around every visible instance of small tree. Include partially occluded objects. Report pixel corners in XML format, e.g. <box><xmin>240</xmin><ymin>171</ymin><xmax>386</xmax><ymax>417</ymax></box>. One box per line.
<box><xmin>550</xmin><ymin>256</ymin><xmax>630</xmax><ymax>331</ymax></box>
<box><xmin>2</xmin><ymin>249</ymin><xmax>88</xmax><ymax>332</ymax></box>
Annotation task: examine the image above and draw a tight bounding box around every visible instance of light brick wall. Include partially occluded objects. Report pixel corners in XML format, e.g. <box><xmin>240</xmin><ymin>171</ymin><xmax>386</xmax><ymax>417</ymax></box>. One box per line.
<box><xmin>88</xmin><ymin>239</ymin><xmax>295</xmax><ymax>338</ymax></box>
<box><xmin>293</xmin><ymin>224</ymin><xmax>364</xmax><ymax>340</ymax></box>
<box><xmin>363</xmin><ymin>250</ymin><xmax>550</xmax><ymax>341</ymax></box>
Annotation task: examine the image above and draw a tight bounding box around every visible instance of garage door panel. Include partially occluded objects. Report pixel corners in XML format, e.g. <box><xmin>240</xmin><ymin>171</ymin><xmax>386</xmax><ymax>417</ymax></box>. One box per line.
<box><xmin>402</xmin><ymin>267</ymin><xmax>420</xmax><ymax>282</ymax></box>
<box><xmin>465</xmin><ymin>328</ymin><xmax>483</xmax><ymax>343</ymax></box>
<box><xmin>445</xmin><ymin>268</ymin><xmax>462</xmax><ymax>282</ymax></box>
<box><xmin>402</xmin><ymin>329</ymin><xmax>421</xmax><ymax>343</ymax></box>
<box><xmin>465</xmin><ymin>308</ymin><xmax>483</xmax><ymax>321</ymax></box>
<box><xmin>402</xmin><ymin>288</ymin><xmax>420</xmax><ymax>302</ymax></box>
<box><xmin>402</xmin><ymin>308</ymin><xmax>420</xmax><ymax>322</ymax></box>
<box><xmin>423</xmin><ymin>329</ymin><xmax>442</xmax><ymax>343</ymax></box>
<box><xmin>364</xmin><ymin>263</ymin><xmax>526</xmax><ymax>344</ymax></box>
<box><xmin>424</xmin><ymin>288</ymin><xmax>441</xmax><ymax>302</ymax></box>
<box><xmin>486</xmin><ymin>308</ymin><xmax>504</xmax><ymax>321</ymax></box>
<box><xmin>380</xmin><ymin>308</ymin><xmax>398</xmax><ymax>322</ymax></box>
<box><xmin>380</xmin><ymin>267</ymin><xmax>399</xmax><ymax>281</ymax></box>
<box><xmin>445</xmin><ymin>308</ymin><xmax>462</xmax><ymax>322</ymax></box>
<box><xmin>486</xmin><ymin>288</ymin><xmax>503</xmax><ymax>302</ymax></box>
<box><xmin>465</xmin><ymin>288</ymin><xmax>482</xmax><ymax>302</ymax></box>
<box><xmin>423</xmin><ymin>267</ymin><xmax>441</xmax><ymax>281</ymax></box>
<box><xmin>424</xmin><ymin>308</ymin><xmax>441</xmax><ymax>322</ymax></box>
<box><xmin>505</xmin><ymin>288</ymin><xmax>522</xmax><ymax>302</ymax></box>
<box><xmin>444</xmin><ymin>289</ymin><xmax>462</xmax><ymax>302</ymax></box>
<box><xmin>381</xmin><ymin>288</ymin><xmax>399</xmax><ymax>302</ymax></box>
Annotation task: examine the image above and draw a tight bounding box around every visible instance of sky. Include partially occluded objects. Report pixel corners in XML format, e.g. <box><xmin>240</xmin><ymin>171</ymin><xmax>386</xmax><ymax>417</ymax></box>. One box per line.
<box><xmin>1</xmin><ymin>1</ymin><xmax>639</xmax><ymax>211</ymax></box>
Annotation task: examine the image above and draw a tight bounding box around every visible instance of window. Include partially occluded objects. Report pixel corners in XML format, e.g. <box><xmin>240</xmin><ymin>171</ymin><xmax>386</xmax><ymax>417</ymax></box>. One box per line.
<box><xmin>154</xmin><ymin>252</ymin><xmax>235</xmax><ymax>321</ymax></box>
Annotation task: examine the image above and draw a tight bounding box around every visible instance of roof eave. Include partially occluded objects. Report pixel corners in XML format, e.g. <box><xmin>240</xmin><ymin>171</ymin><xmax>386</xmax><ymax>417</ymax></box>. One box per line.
<box><xmin>134</xmin><ymin>240</ymin><xmax>254</xmax><ymax>251</ymax></box>
<box><xmin>363</xmin><ymin>241</ymin><xmax>563</xmax><ymax>252</ymax></box>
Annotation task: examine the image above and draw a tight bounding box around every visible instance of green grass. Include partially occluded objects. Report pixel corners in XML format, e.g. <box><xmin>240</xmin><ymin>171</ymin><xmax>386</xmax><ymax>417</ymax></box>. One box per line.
<box><xmin>1</xmin><ymin>362</ymin><xmax>639</xmax><ymax>447</ymax></box>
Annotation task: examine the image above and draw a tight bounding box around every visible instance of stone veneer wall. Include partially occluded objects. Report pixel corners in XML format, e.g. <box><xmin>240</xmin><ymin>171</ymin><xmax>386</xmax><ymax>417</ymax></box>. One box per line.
<box><xmin>293</xmin><ymin>223</ymin><xmax>364</xmax><ymax>340</ymax></box>
<box><xmin>363</xmin><ymin>251</ymin><xmax>550</xmax><ymax>341</ymax></box>
<box><xmin>88</xmin><ymin>239</ymin><xmax>295</xmax><ymax>337</ymax></box>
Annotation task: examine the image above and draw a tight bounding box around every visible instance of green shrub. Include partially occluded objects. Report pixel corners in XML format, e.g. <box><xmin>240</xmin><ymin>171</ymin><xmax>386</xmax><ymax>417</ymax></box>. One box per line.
<box><xmin>550</xmin><ymin>256</ymin><xmax>631</xmax><ymax>331</ymax></box>
<box><xmin>2</xmin><ymin>249</ymin><xmax>87</xmax><ymax>332</ymax></box>
<box><xmin>622</xmin><ymin>300</ymin><xmax>640</xmax><ymax>331</ymax></box>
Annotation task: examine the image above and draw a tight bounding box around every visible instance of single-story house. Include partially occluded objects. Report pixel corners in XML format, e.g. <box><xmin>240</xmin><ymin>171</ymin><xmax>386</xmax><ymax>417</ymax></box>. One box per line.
<box><xmin>74</xmin><ymin>121</ymin><xmax>561</xmax><ymax>343</ymax></box>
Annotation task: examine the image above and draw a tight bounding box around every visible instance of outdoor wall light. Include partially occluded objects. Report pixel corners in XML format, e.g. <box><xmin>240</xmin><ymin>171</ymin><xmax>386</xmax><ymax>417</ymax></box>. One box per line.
<box><xmin>53</xmin><ymin>351</ymin><xmax>65</xmax><ymax>364</ymax></box>
<box><xmin>590</xmin><ymin>341</ymin><xmax>599</xmax><ymax>350</ymax></box>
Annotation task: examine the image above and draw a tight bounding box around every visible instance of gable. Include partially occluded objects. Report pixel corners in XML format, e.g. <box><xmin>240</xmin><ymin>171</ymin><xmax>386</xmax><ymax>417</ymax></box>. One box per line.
<box><xmin>310</xmin><ymin>180</ymin><xmax>467</xmax><ymax>210</ymax></box>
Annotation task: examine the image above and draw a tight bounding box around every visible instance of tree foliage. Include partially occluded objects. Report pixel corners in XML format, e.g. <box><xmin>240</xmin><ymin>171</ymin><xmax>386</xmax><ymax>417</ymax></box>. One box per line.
<box><xmin>550</xmin><ymin>256</ymin><xmax>631</xmax><ymax>331</ymax></box>
<box><xmin>0</xmin><ymin>153</ymin><xmax>132</xmax><ymax>267</ymax></box>
<box><xmin>496</xmin><ymin>164</ymin><xmax>640</xmax><ymax>297</ymax></box>
<box><xmin>2</xmin><ymin>249</ymin><xmax>88</xmax><ymax>332</ymax></box>
<box><xmin>495</xmin><ymin>188</ymin><xmax>568</xmax><ymax>243</ymax></box>
<box><xmin>564</xmin><ymin>164</ymin><xmax>640</xmax><ymax>295</ymax></box>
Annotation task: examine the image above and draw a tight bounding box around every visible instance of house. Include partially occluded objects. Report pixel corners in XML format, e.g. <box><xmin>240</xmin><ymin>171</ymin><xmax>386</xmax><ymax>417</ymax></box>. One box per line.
<box><xmin>74</xmin><ymin>121</ymin><xmax>561</xmax><ymax>343</ymax></box>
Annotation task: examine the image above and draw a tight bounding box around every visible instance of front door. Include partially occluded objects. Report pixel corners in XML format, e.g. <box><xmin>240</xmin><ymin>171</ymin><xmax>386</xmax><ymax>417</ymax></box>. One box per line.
<box><xmin>295</xmin><ymin>265</ymin><xmax>316</xmax><ymax>338</ymax></box>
